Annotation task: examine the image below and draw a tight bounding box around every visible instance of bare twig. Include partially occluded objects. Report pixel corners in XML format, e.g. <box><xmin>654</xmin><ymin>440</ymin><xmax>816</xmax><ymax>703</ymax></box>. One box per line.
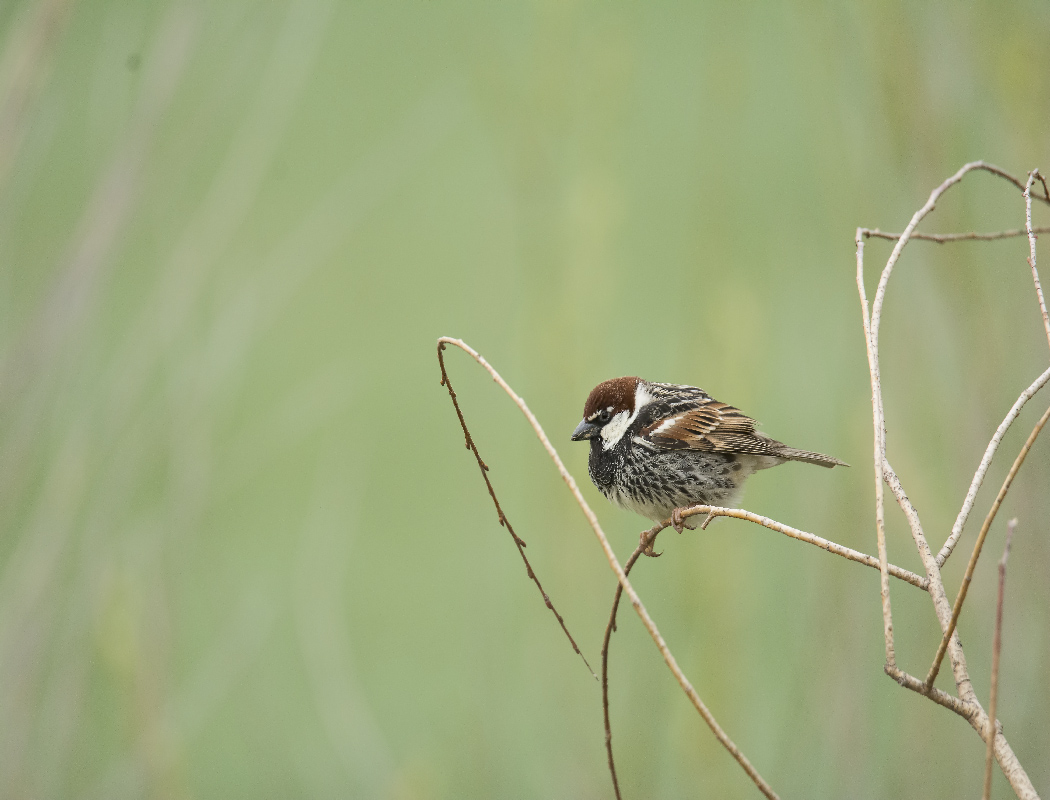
<box><xmin>673</xmin><ymin>505</ymin><xmax>927</xmax><ymax>589</ymax></box>
<box><xmin>884</xmin><ymin>664</ymin><xmax>980</xmax><ymax>719</ymax></box>
<box><xmin>436</xmin><ymin>341</ymin><xmax>595</xmax><ymax>679</ymax></box>
<box><xmin>862</xmin><ymin>226</ymin><xmax>1050</xmax><ymax>243</ymax></box>
<box><xmin>877</xmin><ymin>457</ymin><xmax>974</xmax><ymax>698</ymax></box>
<box><xmin>856</xmin><ymin>230</ymin><xmax>896</xmax><ymax>667</ymax></box>
<box><xmin>857</xmin><ymin>162</ymin><xmax>1042</xmax><ymax>799</ymax></box>
<box><xmin>436</xmin><ymin>338</ymin><xmax>778</xmax><ymax>800</ymax></box>
<box><xmin>1036</xmin><ymin>173</ymin><xmax>1050</xmax><ymax>207</ymax></box>
<box><xmin>601</xmin><ymin>523</ymin><xmax>665</xmax><ymax>800</ymax></box>
<box><xmin>964</xmin><ymin>160</ymin><xmax>1050</xmax><ymax>205</ymax></box>
<box><xmin>924</xmin><ymin>404</ymin><xmax>1050</xmax><ymax>690</ymax></box>
<box><xmin>937</xmin><ymin>366</ymin><xmax>1050</xmax><ymax>566</ymax></box>
<box><xmin>1024</xmin><ymin>171</ymin><xmax>1050</xmax><ymax>351</ymax></box>
<box><xmin>983</xmin><ymin>519</ymin><xmax>1017</xmax><ymax>800</ymax></box>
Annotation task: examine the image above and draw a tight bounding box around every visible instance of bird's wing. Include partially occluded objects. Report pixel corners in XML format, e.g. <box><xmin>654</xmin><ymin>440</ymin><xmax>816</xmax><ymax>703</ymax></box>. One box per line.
<box><xmin>640</xmin><ymin>397</ymin><xmax>780</xmax><ymax>455</ymax></box>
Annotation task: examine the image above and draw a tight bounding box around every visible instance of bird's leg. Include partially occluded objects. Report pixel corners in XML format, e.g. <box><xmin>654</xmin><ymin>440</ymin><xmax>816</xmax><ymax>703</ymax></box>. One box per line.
<box><xmin>640</xmin><ymin>529</ymin><xmax>662</xmax><ymax>557</ymax></box>
<box><xmin>671</xmin><ymin>507</ymin><xmax>688</xmax><ymax>534</ymax></box>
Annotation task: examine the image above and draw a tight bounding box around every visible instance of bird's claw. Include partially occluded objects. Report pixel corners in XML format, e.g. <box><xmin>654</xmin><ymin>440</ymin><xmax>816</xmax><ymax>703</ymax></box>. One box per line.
<box><xmin>671</xmin><ymin>507</ymin><xmax>687</xmax><ymax>534</ymax></box>
<box><xmin>640</xmin><ymin>531</ymin><xmax>662</xmax><ymax>557</ymax></box>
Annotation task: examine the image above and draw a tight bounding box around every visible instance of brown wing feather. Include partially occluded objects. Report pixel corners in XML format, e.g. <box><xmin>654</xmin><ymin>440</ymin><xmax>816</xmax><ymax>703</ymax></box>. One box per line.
<box><xmin>642</xmin><ymin>401</ymin><xmax>775</xmax><ymax>453</ymax></box>
<box><xmin>638</xmin><ymin>384</ymin><xmax>848</xmax><ymax>466</ymax></box>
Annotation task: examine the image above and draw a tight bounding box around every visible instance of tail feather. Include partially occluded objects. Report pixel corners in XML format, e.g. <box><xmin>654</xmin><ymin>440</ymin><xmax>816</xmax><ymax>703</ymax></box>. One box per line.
<box><xmin>776</xmin><ymin>446</ymin><xmax>849</xmax><ymax>468</ymax></box>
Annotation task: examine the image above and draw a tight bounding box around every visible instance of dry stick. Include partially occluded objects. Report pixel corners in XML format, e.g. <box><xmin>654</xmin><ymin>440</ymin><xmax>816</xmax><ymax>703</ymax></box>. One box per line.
<box><xmin>674</xmin><ymin>505</ymin><xmax>927</xmax><ymax>589</ymax></box>
<box><xmin>862</xmin><ymin>226</ymin><xmax>1050</xmax><ymax>243</ymax></box>
<box><xmin>436</xmin><ymin>338</ymin><xmax>779</xmax><ymax>800</ymax></box>
<box><xmin>936</xmin><ymin>366</ymin><xmax>1050</xmax><ymax>566</ymax></box>
<box><xmin>1024</xmin><ymin>171</ymin><xmax>1050</xmax><ymax>351</ymax></box>
<box><xmin>983</xmin><ymin>519</ymin><xmax>1017</xmax><ymax>800</ymax></box>
<box><xmin>436</xmin><ymin>341</ymin><xmax>596</xmax><ymax>680</ymax></box>
<box><xmin>884</xmin><ymin>664</ymin><xmax>980</xmax><ymax>718</ymax></box>
<box><xmin>924</xmin><ymin>404</ymin><xmax>1050</xmax><ymax>690</ymax></box>
<box><xmin>859</xmin><ymin>163</ymin><xmax>1040</xmax><ymax>799</ymax></box>
<box><xmin>968</xmin><ymin>160</ymin><xmax>1050</xmax><ymax>205</ymax></box>
<box><xmin>1036</xmin><ymin>172</ymin><xmax>1050</xmax><ymax>206</ymax></box>
<box><xmin>601</xmin><ymin>523</ymin><xmax>665</xmax><ymax>800</ymax></box>
<box><xmin>856</xmin><ymin>231</ymin><xmax>896</xmax><ymax>667</ymax></box>
<box><xmin>883</xmin><ymin>453</ymin><xmax>976</xmax><ymax>689</ymax></box>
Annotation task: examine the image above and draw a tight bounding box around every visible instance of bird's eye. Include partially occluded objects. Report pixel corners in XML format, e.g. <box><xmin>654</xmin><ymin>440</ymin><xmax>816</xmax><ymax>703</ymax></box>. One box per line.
<box><xmin>598</xmin><ymin>409</ymin><xmax>612</xmax><ymax>423</ymax></box>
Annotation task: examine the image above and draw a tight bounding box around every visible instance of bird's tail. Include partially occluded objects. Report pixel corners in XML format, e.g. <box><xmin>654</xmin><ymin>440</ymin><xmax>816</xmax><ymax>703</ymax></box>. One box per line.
<box><xmin>775</xmin><ymin>446</ymin><xmax>849</xmax><ymax>468</ymax></box>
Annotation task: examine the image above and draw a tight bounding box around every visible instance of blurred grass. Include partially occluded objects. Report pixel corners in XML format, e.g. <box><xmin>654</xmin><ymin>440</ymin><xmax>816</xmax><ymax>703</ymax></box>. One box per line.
<box><xmin>0</xmin><ymin>0</ymin><xmax>1048</xmax><ymax>798</ymax></box>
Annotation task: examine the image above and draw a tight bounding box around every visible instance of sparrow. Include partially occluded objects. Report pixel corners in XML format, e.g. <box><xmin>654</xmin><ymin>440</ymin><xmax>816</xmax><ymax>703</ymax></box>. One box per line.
<box><xmin>571</xmin><ymin>377</ymin><xmax>847</xmax><ymax>532</ymax></box>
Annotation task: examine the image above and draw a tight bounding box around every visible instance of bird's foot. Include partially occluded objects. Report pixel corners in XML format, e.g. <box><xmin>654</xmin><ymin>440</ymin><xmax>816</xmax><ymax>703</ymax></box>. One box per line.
<box><xmin>640</xmin><ymin>529</ymin><xmax>662</xmax><ymax>557</ymax></box>
<box><xmin>671</xmin><ymin>507</ymin><xmax>688</xmax><ymax>534</ymax></box>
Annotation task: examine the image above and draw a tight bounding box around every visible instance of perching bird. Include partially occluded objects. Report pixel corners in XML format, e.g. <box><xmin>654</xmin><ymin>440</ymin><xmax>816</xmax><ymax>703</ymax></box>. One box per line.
<box><xmin>571</xmin><ymin>377</ymin><xmax>847</xmax><ymax>531</ymax></box>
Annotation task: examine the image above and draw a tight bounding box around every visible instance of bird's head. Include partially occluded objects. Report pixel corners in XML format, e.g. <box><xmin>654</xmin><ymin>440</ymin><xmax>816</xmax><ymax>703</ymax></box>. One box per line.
<box><xmin>571</xmin><ymin>376</ymin><xmax>644</xmax><ymax>446</ymax></box>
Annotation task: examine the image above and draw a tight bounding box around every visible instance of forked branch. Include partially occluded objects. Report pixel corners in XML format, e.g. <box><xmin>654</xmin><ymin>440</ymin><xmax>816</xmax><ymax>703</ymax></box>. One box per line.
<box><xmin>437</xmin><ymin>341</ymin><xmax>595</xmax><ymax>678</ymax></box>
<box><xmin>856</xmin><ymin>161</ymin><xmax>1045</xmax><ymax>800</ymax></box>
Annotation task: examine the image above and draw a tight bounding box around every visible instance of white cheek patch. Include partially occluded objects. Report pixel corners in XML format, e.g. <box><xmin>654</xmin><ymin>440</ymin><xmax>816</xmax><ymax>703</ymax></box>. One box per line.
<box><xmin>600</xmin><ymin>382</ymin><xmax>654</xmax><ymax>451</ymax></box>
<box><xmin>600</xmin><ymin>410</ymin><xmax>632</xmax><ymax>450</ymax></box>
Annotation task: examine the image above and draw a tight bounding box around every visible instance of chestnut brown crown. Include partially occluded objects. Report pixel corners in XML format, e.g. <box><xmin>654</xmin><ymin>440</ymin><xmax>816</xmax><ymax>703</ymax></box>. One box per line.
<box><xmin>582</xmin><ymin>376</ymin><xmax>640</xmax><ymax>421</ymax></box>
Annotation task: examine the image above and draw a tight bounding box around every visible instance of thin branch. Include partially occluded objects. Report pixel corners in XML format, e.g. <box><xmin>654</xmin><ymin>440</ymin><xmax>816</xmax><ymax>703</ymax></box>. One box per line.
<box><xmin>1024</xmin><ymin>171</ymin><xmax>1050</xmax><ymax>351</ymax></box>
<box><xmin>924</xmin><ymin>403</ymin><xmax>1050</xmax><ymax>690</ymax></box>
<box><xmin>437</xmin><ymin>341</ymin><xmax>596</xmax><ymax>679</ymax></box>
<box><xmin>601</xmin><ymin>523</ymin><xmax>665</xmax><ymax>800</ymax></box>
<box><xmin>966</xmin><ymin>160</ymin><xmax>1050</xmax><ymax>205</ymax></box>
<box><xmin>861</xmin><ymin>226</ymin><xmax>1050</xmax><ymax>243</ymax></box>
<box><xmin>937</xmin><ymin>366</ymin><xmax>1050</xmax><ymax>566</ymax></box>
<box><xmin>437</xmin><ymin>338</ymin><xmax>778</xmax><ymax>800</ymax></box>
<box><xmin>882</xmin><ymin>454</ymin><xmax>974</xmax><ymax>702</ymax></box>
<box><xmin>878</xmin><ymin>459</ymin><xmax>932</xmax><ymax>584</ymax></box>
<box><xmin>856</xmin><ymin>230</ymin><xmax>897</xmax><ymax>667</ymax></box>
<box><xmin>983</xmin><ymin>519</ymin><xmax>1017</xmax><ymax>800</ymax></box>
<box><xmin>673</xmin><ymin>505</ymin><xmax>927</xmax><ymax>589</ymax></box>
<box><xmin>878</xmin><ymin>458</ymin><xmax>968</xmax><ymax>685</ymax></box>
<box><xmin>1036</xmin><ymin>172</ymin><xmax>1050</xmax><ymax>207</ymax></box>
<box><xmin>884</xmin><ymin>664</ymin><xmax>980</xmax><ymax>720</ymax></box>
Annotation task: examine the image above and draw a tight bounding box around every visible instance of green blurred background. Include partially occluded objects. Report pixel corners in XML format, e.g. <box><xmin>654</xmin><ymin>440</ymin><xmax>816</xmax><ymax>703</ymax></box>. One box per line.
<box><xmin>1</xmin><ymin>1</ymin><xmax>1048</xmax><ymax>797</ymax></box>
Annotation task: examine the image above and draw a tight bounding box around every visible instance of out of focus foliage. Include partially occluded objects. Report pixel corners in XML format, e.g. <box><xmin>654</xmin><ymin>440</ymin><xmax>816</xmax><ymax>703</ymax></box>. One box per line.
<box><xmin>0</xmin><ymin>1</ymin><xmax>1047</xmax><ymax>798</ymax></box>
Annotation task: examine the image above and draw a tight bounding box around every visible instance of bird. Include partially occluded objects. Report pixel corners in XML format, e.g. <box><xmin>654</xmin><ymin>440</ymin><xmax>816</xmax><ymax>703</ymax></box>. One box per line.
<box><xmin>571</xmin><ymin>377</ymin><xmax>847</xmax><ymax>532</ymax></box>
